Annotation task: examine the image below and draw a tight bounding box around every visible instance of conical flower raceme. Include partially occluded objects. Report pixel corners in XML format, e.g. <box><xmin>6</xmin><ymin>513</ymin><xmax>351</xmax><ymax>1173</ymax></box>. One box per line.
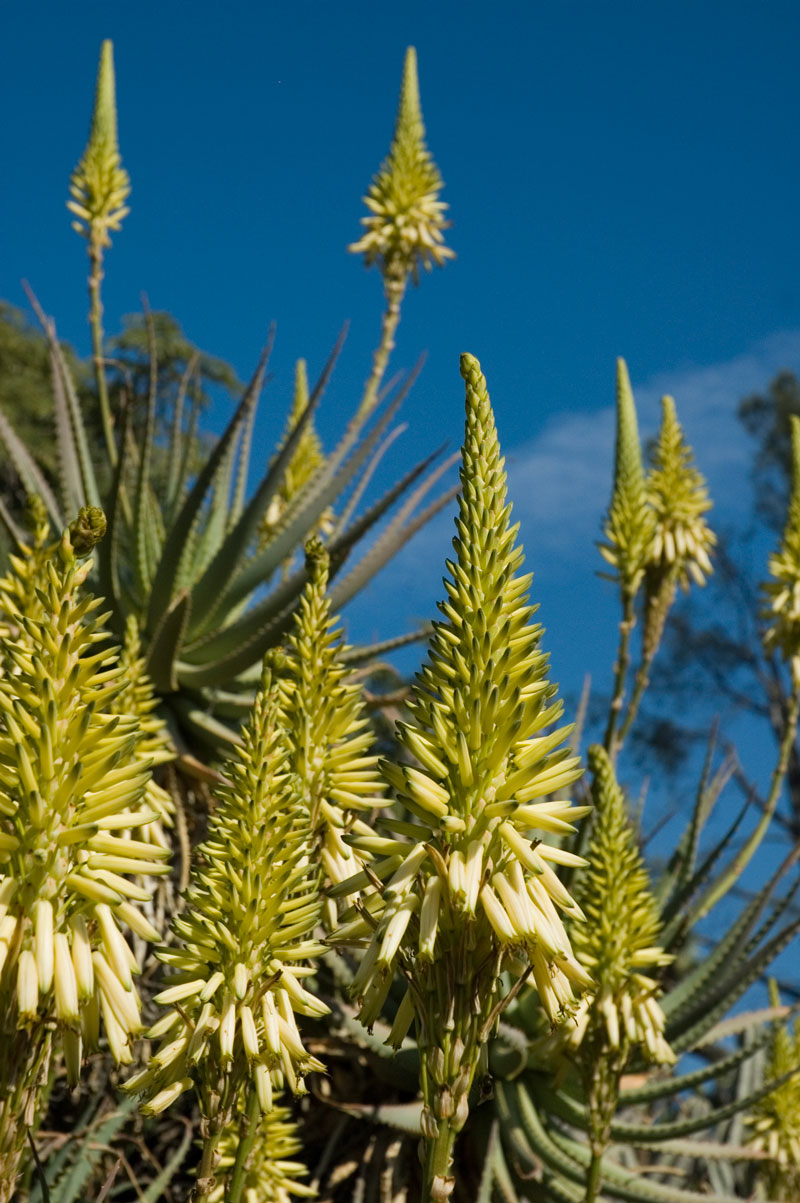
<box><xmin>646</xmin><ymin>396</ymin><xmax>715</xmax><ymax>590</ymax></box>
<box><xmin>749</xmin><ymin>980</ymin><xmax>800</xmax><ymax>1201</ymax></box>
<box><xmin>763</xmin><ymin>415</ymin><xmax>800</xmax><ymax>683</ymax></box>
<box><xmin>67</xmin><ymin>40</ymin><xmax>130</xmax><ymax>249</ymax></box>
<box><xmin>640</xmin><ymin>396</ymin><xmax>715</xmax><ymax>664</ymax></box>
<box><xmin>598</xmin><ymin>359</ymin><xmax>657</xmax><ymax>599</ymax></box>
<box><xmin>349</xmin><ymin>47</ymin><xmax>454</xmax><ymax>284</ymax></box>
<box><xmin>281</xmin><ymin>540</ymin><xmax>385</xmax><ymax>927</ymax></box>
<box><xmin>564</xmin><ymin>745</ymin><xmax>673</xmax><ymax>1067</ymax></box>
<box><xmin>338</xmin><ymin>354</ymin><xmax>591</xmax><ymax>1179</ymax></box>
<box><xmin>111</xmin><ymin>616</ymin><xmax>175</xmax><ymax>850</ymax></box>
<box><xmin>0</xmin><ymin>523</ymin><xmax>170</xmax><ymax>1078</ymax></box>
<box><xmin>260</xmin><ymin>360</ymin><xmax>334</xmax><ymax>553</ymax></box>
<box><xmin>127</xmin><ymin>665</ymin><xmax>328</xmax><ymax>1121</ymax></box>
<box><xmin>208</xmin><ymin>1094</ymin><xmax>316</xmax><ymax>1203</ymax></box>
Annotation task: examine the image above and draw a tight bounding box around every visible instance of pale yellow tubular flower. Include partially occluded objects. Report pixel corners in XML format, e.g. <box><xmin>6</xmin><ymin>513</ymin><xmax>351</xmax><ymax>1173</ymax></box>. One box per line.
<box><xmin>128</xmin><ymin>661</ymin><xmax>328</xmax><ymax>1168</ymax></box>
<box><xmin>349</xmin><ymin>46</ymin><xmax>454</xmax><ymax>285</ymax></box>
<box><xmin>338</xmin><ymin>355</ymin><xmax>591</xmax><ymax>1198</ymax></box>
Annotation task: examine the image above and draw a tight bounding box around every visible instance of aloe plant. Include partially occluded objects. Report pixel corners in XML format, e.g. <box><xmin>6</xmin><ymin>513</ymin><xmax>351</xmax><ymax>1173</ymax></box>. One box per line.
<box><xmin>0</xmin><ymin>41</ymin><xmax>458</xmax><ymax>759</ymax></box>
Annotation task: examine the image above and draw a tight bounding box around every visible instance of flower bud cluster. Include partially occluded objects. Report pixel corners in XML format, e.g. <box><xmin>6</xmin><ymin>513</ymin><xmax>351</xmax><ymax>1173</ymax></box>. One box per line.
<box><xmin>565</xmin><ymin>745</ymin><xmax>674</xmax><ymax>1066</ymax></box>
<box><xmin>0</xmin><ymin>526</ymin><xmax>168</xmax><ymax>1080</ymax></box>
<box><xmin>67</xmin><ymin>41</ymin><xmax>130</xmax><ymax>249</ymax></box>
<box><xmin>128</xmin><ymin>668</ymin><xmax>328</xmax><ymax>1117</ymax></box>
<box><xmin>337</xmin><ymin>356</ymin><xmax>592</xmax><ymax>1147</ymax></box>
<box><xmin>348</xmin><ymin>47</ymin><xmax>454</xmax><ymax>284</ymax></box>
<box><xmin>281</xmin><ymin>539</ymin><xmax>385</xmax><ymax>926</ymax></box>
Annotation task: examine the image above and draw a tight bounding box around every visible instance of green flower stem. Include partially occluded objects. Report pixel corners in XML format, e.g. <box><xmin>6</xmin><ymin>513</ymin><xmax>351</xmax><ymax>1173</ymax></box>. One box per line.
<box><xmin>696</xmin><ymin>681</ymin><xmax>800</xmax><ymax>921</ymax></box>
<box><xmin>422</xmin><ymin>1115</ymin><xmax>458</xmax><ymax>1203</ymax></box>
<box><xmin>226</xmin><ymin>1089</ymin><xmax>261</xmax><ymax>1203</ymax></box>
<box><xmin>88</xmin><ymin>238</ymin><xmax>117</xmax><ymax>467</ymax></box>
<box><xmin>0</xmin><ymin>1028</ymin><xmax>52</xmax><ymax>1203</ymax></box>
<box><xmin>358</xmin><ymin>273</ymin><xmax>407</xmax><ymax>420</ymax></box>
<box><xmin>603</xmin><ymin>592</ymin><xmax>636</xmax><ymax>761</ymax></box>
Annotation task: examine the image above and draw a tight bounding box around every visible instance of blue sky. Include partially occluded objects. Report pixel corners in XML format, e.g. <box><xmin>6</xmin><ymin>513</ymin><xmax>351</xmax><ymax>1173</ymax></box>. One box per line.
<box><xmin>2</xmin><ymin>3</ymin><xmax>800</xmax><ymax>762</ymax></box>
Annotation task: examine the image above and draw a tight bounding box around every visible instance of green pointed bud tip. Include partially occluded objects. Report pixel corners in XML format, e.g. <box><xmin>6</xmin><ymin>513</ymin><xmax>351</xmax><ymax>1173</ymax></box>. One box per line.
<box><xmin>398</xmin><ymin>47</ymin><xmax>422</xmax><ymax>132</ymax></box>
<box><xmin>304</xmin><ymin>537</ymin><xmax>329</xmax><ymax>580</ymax></box>
<box><xmin>68</xmin><ymin>506</ymin><xmax>107</xmax><ymax>557</ymax></box>
<box><xmin>92</xmin><ymin>40</ymin><xmax>119</xmax><ymax>147</ymax></box>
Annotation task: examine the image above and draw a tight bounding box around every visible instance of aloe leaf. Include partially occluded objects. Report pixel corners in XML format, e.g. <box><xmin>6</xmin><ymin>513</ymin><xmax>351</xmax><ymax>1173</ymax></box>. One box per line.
<box><xmin>341</xmin><ymin>627</ymin><xmax>430</xmax><ymax>665</ymax></box>
<box><xmin>328</xmin><ymin>481</ymin><xmax>460</xmax><ymax>613</ymax></box>
<box><xmin>627</xmin><ymin>1138</ymin><xmax>768</xmax><ymax>1161</ymax></box>
<box><xmin>698</xmin><ymin>1003</ymin><xmax>794</xmax><ymax>1046</ymax></box>
<box><xmin>169</xmin><ymin>695</ymin><xmax>244</xmax><ymax>754</ymax></box>
<box><xmin>181</xmin><ymin>558</ymin><xmax>307</xmax><ymax>672</ymax></box>
<box><xmin>165</xmin><ymin>352</ymin><xmax>199</xmax><ymax>519</ymax></box>
<box><xmin>25</xmin><ymin>286</ymin><xmax>102</xmax><ymax>511</ymax></box>
<box><xmin>50</xmin><ymin>337</ymin><xmax>85</xmax><ymax>517</ymax></box>
<box><xmin>49</xmin><ymin>1098</ymin><xmax>136</xmax><ymax>1203</ymax></box>
<box><xmin>0</xmin><ymin>499</ymin><xmax>24</xmax><ymax>548</ymax></box>
<box><xmin>611</xmin><ymin>1063</ymin><xmax>800</xmax><ymax>1142</ymax></box>
<box><xmin>187</xmin><ymin>328</ymin><xmax>347</xmax><ymax>635</ymax></box>
<box><xmin>142</xmin><ymin>1117</ymin><xmax>194</xmax><ymax>1202</ymax></box>
<box><xmin>620</xmin><ymin>1007</ymin><xmax>798</xmax><ymax>1103</ymax></box>
<box><xmin>133</xmin><ymin>311</ymin><xmax>159</xmax><ymax>598</ymax></box>
<box><xmin>659</xmin><ymin>797</ymin><xmax>750</xmax><ymax>952</ymax></box>
<box><xmin>0</xmin><ymin>406</ymin><xmax>63</xmax><ymax>528</ymax></box>
<box><xmin>334</xmin><ymin>422</ymin><xmax>409</xmax><ymax>536</ymax></box>
<box><xmin>657</xmin><ymin>728</ymin><xmax>731</xmax><ymax>916</ymax></box>
<box><xmin>662</xmin><ymin>826</ymin><xmax>786</xmax><ymax>1019</ymax></box>
<box><xmin>145</xmin><ymin>346</ymin><xmax>269</xmax><ymax>632</ymax></box>
<box><xmin>145</xmin><ymin>589</ymin><xmax>192</xmax><ymax>692</ymax></box>
<box><xmin>228</xmin><ymin>367</ymin><xmax>259</xmax><ymax>531</ymax></box>
<box><xmin>332</xmin><ymin>1099</ymin><xmax>423</xmax><ymax>1134</ymax></box>
<box><xmin>216</xmin><ymin>357</ymin><xmax>423</xmax><ymax>618</ymax></box>
<box><xmin>672</xmin><ymin>911</ymin><xmax>800</xmax><ymax>1053</ymax></box>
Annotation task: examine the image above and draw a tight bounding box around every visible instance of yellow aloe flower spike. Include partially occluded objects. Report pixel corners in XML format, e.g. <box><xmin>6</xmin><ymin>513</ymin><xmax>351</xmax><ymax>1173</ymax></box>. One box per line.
<box><xmin>339</xmin><ymin>353</ymin><xmax>591</xmax><ymax>1201</ymax></box>
<box><xmin>598</xmin><ymin>358</ymin><xmax>656</xmax><ymax>599</ymax></box>
<box><xmin>0</xmin><ymin>516</ymin><xmax>168</xmax><ymax>1194</ymax></box>
<box><xmin>68</xmin><ymin>40</ymin><xmax>130</xmax><ymax>467</ymax></box>
<box><xmin>282</xmin><ymin>539</ymin><xmax>385</xmax><ymax>927</ymax></box>
<box><xmin>349</xmin><ymin>46</ymin><xmax>454</xmax><ymax>286</ymax></box>
<box><xmin>128</xmin><ymin>661</ymin><xmax>327</xmax><ymax>1201</ymax></box>
<box><xmin>763</xmin><ymin>414</ymin><xmax>800</xmax><ymax>685</ymax></box>
<box><xmin>67</xmin><ymin>39</ymin><xmax>130</xmax><ymax>249</ymax></box>
<box><xmin>569</xmin><ymin>744</ymin><xmax>673</xmax><ymax>1066</ymax></box>
<box><xmin>748</xmin><ymin>980</ymin><xmax>800</xmax><ymax>1201</ymax></box>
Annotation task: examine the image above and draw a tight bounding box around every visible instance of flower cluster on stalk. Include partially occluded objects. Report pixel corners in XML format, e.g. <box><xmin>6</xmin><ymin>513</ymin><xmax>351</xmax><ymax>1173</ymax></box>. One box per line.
<box><xmin>0</xmin><ymin>512</ymin><xmax>169</xmax><ymax>1079</ymax></box>
<box><xmin>336</xmin><ymin>353</ymin><xmax>591</xmax><ymax>1196</ymax></box>
<box><xmin>349</xmin><ymin>46</ymin><xmax>454</xmax><ymax>284</ymax></box>
<box><xmin>67</xmin><ymin>39</ymin><xmax>130</xmax><ymax>249</ymax></box>
<box><xmin>763</xmin><ymin>414</ymin><xmax>800</xmax><ymax>683</ymax></box>
<box><xmin>127</xmin><ymin>662</ymin><xmax>327</xmax><ymax>1119</ymax></box>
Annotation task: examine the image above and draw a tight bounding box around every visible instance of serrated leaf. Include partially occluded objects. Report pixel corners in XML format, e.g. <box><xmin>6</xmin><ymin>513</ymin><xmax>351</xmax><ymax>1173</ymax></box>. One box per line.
<box><xmin>145</xmin><ymin>589</ymin><xmax>191</xmax><ymax>692</ymax></box>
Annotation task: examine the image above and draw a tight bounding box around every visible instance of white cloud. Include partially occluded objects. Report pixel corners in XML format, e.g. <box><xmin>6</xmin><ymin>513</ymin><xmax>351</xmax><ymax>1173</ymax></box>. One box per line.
<box><xmin>508</xmin><ymin>329</ymin><xmax>800</xmax><ymax>559</ymax></box>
